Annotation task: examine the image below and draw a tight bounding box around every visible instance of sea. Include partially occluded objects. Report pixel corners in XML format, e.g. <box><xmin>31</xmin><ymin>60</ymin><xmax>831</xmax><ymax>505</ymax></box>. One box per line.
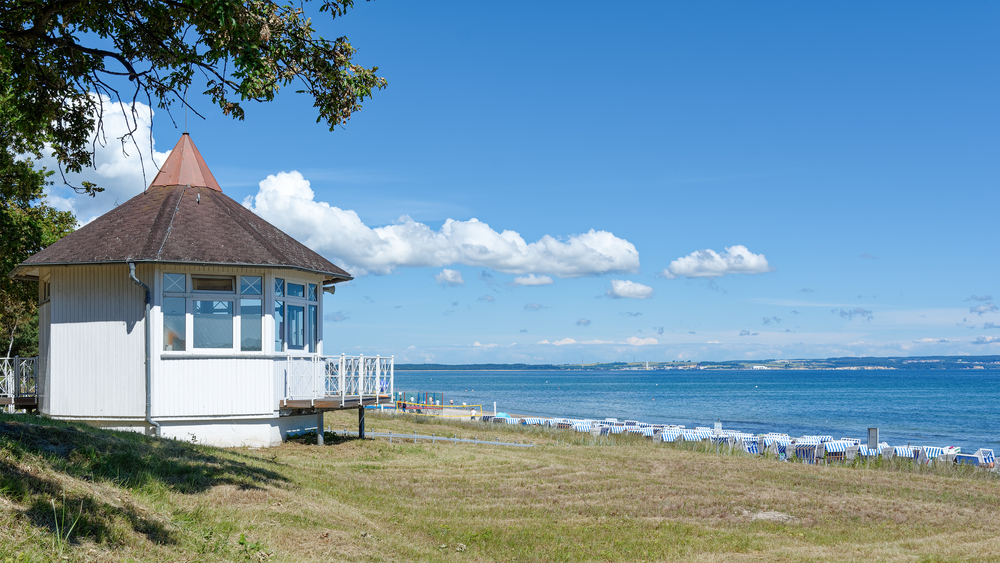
<box><xmin>394</xmin><ymin>368</ymin><xmax>999</xmax><ymax>453</ymax></box>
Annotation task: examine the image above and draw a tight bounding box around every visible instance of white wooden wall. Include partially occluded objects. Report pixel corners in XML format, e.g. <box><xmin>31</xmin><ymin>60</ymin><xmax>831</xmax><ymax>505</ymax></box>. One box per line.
<box><xmin>150</xmin><ymin>265</ymin><xmax>326</xmax><ymax>418</ymax></box>
<box><xmin>47</xmin><ymin>264</ymin><xmax>150</xmax><ymax>419</ymax></box>
<box><xmin>37</xmin><ymin>300</ymin><xmax>51</xmax><ymax>413</ymax></box>
<box><xmin>153</xmin><ymin>357</ymin><xmax>274</xmax><ymax>417</ymax></box>
<box><xmin>41</xmin><ymin>263</ymin><xmax>328</xmax><ymax>422</ymax></box>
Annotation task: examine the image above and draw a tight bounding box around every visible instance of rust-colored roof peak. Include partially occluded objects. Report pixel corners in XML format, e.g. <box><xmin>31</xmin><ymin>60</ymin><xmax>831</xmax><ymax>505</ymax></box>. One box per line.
<box><xmin>149</xmin><ymin>133</ymin><xmax>222</xmax><ymax>192</ymax></box>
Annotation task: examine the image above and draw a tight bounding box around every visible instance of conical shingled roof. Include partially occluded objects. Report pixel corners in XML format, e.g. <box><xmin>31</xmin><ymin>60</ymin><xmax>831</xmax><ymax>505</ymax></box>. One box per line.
<box><xmin>11</xmin><ymin>135</ymin><xmax>351</xmax><ymax>283</ymax></box>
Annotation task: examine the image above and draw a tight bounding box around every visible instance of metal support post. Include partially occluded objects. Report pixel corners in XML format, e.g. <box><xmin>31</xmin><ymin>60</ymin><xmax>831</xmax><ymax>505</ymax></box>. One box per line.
<box><xmin>317</xmin><ymin>411</ymin><xmax>325</xmax><ymax>446</ymax></box>
<box><xmin>358</xmin><ymin>406</ymin><xmax>365</xmax><ymax>439</ymax></box>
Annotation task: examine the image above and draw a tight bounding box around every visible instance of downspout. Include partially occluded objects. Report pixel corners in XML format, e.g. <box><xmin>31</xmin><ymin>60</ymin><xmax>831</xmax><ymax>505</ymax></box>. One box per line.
<box><xmin>128</xmin><ymin>262</ymin><xmax>161</xmax><ymax>437</ymax></box>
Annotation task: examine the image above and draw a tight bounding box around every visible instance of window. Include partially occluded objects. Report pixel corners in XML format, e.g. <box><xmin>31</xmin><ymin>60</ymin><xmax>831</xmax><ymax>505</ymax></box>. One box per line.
<box><xmin>162</xmin><ymin>297</ymin><xmax>186</xmax><ymax>351</ymax></box>
<box><xmin>39</xmin><ymin>279</ymin><xmax>51</xmax><ymax>305</ymax></box>
<box><xmin>194</xmin><ymin>300</ymin><xmax>232</xmax><ymax>348</ymax></box>
<box><xmin>162</xmin><ymin>273</ymin><xmax>264</xmax><ymax>353</ymax></box>
<box><xmin>273</xmin><ymin>277</ymin><xmax>320</xmax><ymax>354</ymax></box>
<box><xmin>163</xmin><ymin>273</ymin><xmax>185</xmax><ymax>293</ymax></box>
<box><xmin>274</xmin><ymin>300</ymin><xmax>285</xmax><ymax>352</ymax></box>
<box><xmin>309</xmin><ymin>304</ymin><xmax>318</xmax><ymax>353</ymax></box>
<box><xmin>193</xmin><ymin>276</ymin><xmax>234</xmax><ymax>292</ymax></box>
<box><xmin>241</xmin><ymin>299</ymin><xmax>262</xmax><ymax>351</ymax></box>
<box><xmin>287</xmin><ymin>305</ymin><xmax>304</xmax><ymax>350</ymax></box>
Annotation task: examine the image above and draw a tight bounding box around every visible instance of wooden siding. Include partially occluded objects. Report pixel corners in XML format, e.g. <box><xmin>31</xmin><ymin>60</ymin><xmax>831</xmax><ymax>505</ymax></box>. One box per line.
<box><xmin>48</xmin><ymin>264</ymin><xmax>151</xmax><ymax>418</ymax></box>
<box><xmin>41</xmin><ymin>263</ymin><xmax>328</xmax><ymax>421</ymax></box>
<box><xmin>154</xmin><ymin>357</ymin><xmax>274</xmax><ymax>417</ymax></box>
<box><xmin>38</xmin><ymin>300</ymin><xmax>51</xmax><ymax>413</ymax></box>
<box><xmin>149</xmin><ymin>265</ymin><xmax>325</xmax><ymax>419</ymax></box>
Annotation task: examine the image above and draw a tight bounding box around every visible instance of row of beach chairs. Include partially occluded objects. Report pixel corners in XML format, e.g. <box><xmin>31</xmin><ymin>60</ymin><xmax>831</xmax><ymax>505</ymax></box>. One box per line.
<box><xmin>480</xmin><ymin>415</ymin><xmax>994</xmax><ymax>469</ymax></box>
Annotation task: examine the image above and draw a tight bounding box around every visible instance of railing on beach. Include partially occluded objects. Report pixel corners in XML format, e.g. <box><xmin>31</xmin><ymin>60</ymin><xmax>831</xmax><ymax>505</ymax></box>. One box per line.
<box><xmin>280</xmin><ymin>354</ymin><xmax>393</xmax><ymax>406</ymax></box>
<box><xmin>1</xmin><ymin>356</ymin><xmax>37</xmax><ymax>412</ymax></box>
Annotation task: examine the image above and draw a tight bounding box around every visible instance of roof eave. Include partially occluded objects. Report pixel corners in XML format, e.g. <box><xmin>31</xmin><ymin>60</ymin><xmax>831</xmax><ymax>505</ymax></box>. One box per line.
<box><xmin>9</xmin><ymin>260</ymin><xmax>353</xmax><ymax>284</ymax></box>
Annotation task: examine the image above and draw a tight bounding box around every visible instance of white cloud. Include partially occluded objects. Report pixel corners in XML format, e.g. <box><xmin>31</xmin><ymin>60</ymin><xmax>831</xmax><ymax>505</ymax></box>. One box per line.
<box><xmin>538</xmin><ymin>337</ymin><xmax>614</xmax><ymax>346</ymax></box>
<box><xmin>39</xmin><ymin>95</ymin><xmax>170</xmax><ymax>225</ymax></box>
<box><xmin>607</xmin><ymin>279</ymin><xmax>654</xmax><ymax>299</ymax></box>
<box><xmin>512</xmin><ymin>274</ymin><xmax>554</xmax><ymax>286</ymax></box>
<box><xmin>435</xmin><ymin>268</ymin><xmax>465</xmax><ymax>286</ymax></box>
<box><xmin>970</xmin><ymin>303</ymin><xmax>998</xmax><ymax>316</ymax></box>
<box><xmin>706</xmin><ymin>340</ymin><xmax>721</xmax><ymax>344</ymax></box>
<box><xmin>576</xmin><ymin>318</ymin><xmax>591</xmax><ymax>326</ymax></box>
<box><xmin>243</xmin><ymin>171</ymin><xmax>640</xmax><ymax>276</ymax></box>
<box><xmin>624</xmin><ymin>336</ymin><xmax>658</xmax><ymax>346</ymax></box>
<box><xmin>972</xmin><ymin>336</ymin><xmax>1000</xmax><ymax>345</ymax></box>
<box><xmin>662</xmin><ymin>245</ymin><xmax>773</xmax><ymax>279</ymax></box>
<box><xmin>472</xmin><ymin>341</ymin><xmax>498</xmax><ymax>348</ymax></box>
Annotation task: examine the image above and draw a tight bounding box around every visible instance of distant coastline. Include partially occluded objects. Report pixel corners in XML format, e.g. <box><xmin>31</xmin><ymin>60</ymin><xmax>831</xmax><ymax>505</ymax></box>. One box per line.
<box><xmin>395</xmin><ymin>355</ymin><xmax>1000</xmax><ymax>372</ymax></box>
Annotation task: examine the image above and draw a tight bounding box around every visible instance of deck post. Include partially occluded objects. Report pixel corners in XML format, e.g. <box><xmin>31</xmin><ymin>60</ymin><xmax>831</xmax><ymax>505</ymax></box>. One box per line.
<box><xmin>317</xmin><ymin>411</ymin><xmax>325</xmax><ymax>446</ymax></box>
<box><xmin>358</xmin><ymin>406</ymin><xmax>365</xmax><ymax>439</ymax></box>
<box><xmin>339</xmin><ymin>353</ymin><xmax>346</xmax><ymax>407</ymax></box>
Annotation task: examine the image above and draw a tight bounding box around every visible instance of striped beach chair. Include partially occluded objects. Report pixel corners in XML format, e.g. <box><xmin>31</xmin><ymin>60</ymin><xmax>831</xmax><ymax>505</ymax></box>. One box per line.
<box><xmin>792</xmin><ymin>443</ymin><xmax>819</xmax><ymax>464</ymax></box>
<box><xmin>738</xmin><ymin>438</ymin><xmax>759</xmax><ymax>455</ymax></box>
<box><xmin>916</xmin><ymin>446</ymin><xmax>945</xmax><ymax>464</ymax></box>
<box><xmin>572</xmin><ymin>422</ymin><xmax>591</xmax><ymax>433</ymax></box>
<box><xmin>819</xmin><ymin>440</ymin><xmax>853</xmax><ymax>462</ymax></box>
<box><xmin>957</xmin><ymin>449</ymin><xmax>996</xmax><ymax>468</ymax></box>
<box><xmin>889</xmin><ymin>446</ymin><xmax>917</xmax><ymax>461</ymax></box>
<box><xmin>660</xmin><ymin>429</ymin><xmax>682</xmax><ymax>443</ymax></box>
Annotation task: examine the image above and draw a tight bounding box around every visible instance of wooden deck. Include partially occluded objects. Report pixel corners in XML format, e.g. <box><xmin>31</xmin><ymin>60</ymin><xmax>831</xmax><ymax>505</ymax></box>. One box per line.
<box><xmin>0</xmin><ymin>397</ymin><xmax>38</xmax><ymax>410</ymax></box>
<box><xmin>279</xmin><ymin>394</ymin><xmax>392</xmax><ymax>411</ymax></box>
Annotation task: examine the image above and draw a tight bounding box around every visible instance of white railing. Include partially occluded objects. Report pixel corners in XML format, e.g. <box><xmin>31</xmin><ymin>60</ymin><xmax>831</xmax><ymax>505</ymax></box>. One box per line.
<box><xmin>1</xmin><ymin>357</ymin><xmax>37</xmax><ymax>411</ymax></box>
<box><xmin>280</xmin><ymin>354</ymin><xmax>393</xmax><ymax>407</ymax></box>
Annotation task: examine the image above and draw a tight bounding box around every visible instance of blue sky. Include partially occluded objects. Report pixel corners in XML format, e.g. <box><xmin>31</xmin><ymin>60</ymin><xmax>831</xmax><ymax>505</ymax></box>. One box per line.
<box><xmin>47</xmin><ymin>1</ymin><xmax>1000</xmax><ymax>363</ymax></box>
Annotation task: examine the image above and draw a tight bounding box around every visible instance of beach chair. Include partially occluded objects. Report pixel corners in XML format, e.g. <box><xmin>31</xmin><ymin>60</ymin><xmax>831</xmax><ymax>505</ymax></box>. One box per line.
<box><xmin>956</xmin><ymin>449</ymin><xmax>995</xmax><ymax>468</ymax></box>
<box><xmin>792</xmin><ymin>444</ymin><xmax>818</xmax><ymax>464</ymax></box>
<box><xmin>660</xmin><ymin>429</ymin><xmax>681</xmax><ymax>443</ymax></box>
<box><xmin>735</xmin><ymin>438</ymin><xmax>759</xmax><ymax>455</ymax></box>
<box><xmin>890</xmin><ymin>446</ymin><xmax>917</xmax><ymax>462</ymax></box>
<box><xmin>819</xmin><ymin>441</ymin><xmax>851</xmax><ymax>462</ymax></box>
<box><xmin>480</xmin><ymin>415</ymin><xmax>494</xmax><ymax>423</ymax></box>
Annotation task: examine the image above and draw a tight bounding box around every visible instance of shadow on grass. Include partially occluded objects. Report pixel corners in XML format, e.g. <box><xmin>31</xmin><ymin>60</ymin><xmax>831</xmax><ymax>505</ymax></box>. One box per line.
<box><xmin>0</xmin><ymin>415</ymin><xmax>289</xmax><ymax>547</ymax></box>
<box><xmin>285</xmin><ymin>429</ymin><xmax>360</xmax><ymax>446</ymax></box>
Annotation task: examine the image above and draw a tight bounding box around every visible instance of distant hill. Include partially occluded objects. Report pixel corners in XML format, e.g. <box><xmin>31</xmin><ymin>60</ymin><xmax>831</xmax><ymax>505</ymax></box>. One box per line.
<box><xmin>394</xmin><ymin>355</ymin><xmax>1000</xmax><ymax>371</ymax></box>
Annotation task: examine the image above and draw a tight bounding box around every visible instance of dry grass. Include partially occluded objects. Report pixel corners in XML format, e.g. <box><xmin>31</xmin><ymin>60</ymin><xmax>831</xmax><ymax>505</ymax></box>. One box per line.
<box><xmin>2</xmin><ymin>410</ymin><xmax>1000</xmax><ymax>562</ymax></box>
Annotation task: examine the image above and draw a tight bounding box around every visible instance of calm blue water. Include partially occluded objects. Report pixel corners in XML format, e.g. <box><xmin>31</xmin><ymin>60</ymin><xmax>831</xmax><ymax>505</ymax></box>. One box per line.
<box><xmin>395</xmin><ymin>369</ymin><xmax>999</xmax><ymax>453</ymax></box>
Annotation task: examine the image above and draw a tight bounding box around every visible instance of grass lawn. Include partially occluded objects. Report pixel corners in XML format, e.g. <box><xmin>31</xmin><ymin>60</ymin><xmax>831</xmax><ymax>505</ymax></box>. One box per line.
<box><xmin>1</xmin><ymin>410</ymin><xmax>999</xmax><ymax>562</ymax></box>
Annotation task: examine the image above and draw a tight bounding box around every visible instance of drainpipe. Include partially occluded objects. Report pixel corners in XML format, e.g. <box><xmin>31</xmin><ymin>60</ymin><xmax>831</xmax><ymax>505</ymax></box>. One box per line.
<box><xmin>128</xmin><ymin>262</ymin><xmax>161</xmax><ymax>437</ymax></box>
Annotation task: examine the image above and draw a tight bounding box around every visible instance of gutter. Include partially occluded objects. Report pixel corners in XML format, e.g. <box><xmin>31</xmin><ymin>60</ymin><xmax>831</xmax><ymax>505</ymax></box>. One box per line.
<box><xmin>128</xmin><ymin>262</ymin><xmax>161</xmax><ymax>438</ymax></box>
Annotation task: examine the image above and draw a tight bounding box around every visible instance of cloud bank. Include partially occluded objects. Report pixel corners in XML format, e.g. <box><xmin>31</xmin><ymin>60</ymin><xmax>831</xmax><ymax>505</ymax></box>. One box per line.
<box><xmin>662</xmin><ymin>245</ymin><xmax>773</xmax><ymax>279</ymax></box>
<box><xmin>244</xmin><ymin>171</ymin><xmax>640</xmax><ymax>276</ymax></box>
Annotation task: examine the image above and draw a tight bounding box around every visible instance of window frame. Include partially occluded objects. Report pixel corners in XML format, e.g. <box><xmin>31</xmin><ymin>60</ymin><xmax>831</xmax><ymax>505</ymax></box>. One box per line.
<box><xmin>160</xmin><ymin>272</ymin><xmax>271</xmax><ymax>356</ymax></box>
<box><xmin>272</xmin><ymin>275</ymin><xmax>322</xmax><ymax>355</ymax></box>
